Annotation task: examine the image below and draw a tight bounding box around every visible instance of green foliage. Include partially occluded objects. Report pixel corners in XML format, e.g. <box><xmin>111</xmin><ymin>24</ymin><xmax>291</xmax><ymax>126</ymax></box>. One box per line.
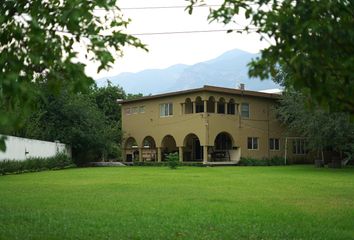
<box><xmin>187</xmin><ymin>0</ymin><xmax>354</xmax><ymax>114</ymax></box>
<box><xmin>165</xmin><ymin>152</ymin><xmax>180</xmax><ymax>169</ymax></box>
<box><xmin>0</xmin><ymin>153</ymin><xmax>74</xmax><ymax>175</ymax></box>
<box><xmin>0</xmin><ymin>0</ymin><xmax>146</xmax><ymax>150</ymax></box>
<box><xmin>238</xmin><ymin>156</ymin><xmax>286</xmax><ymax>166</ymax></box>
<box><xmin>276</xmin><ymin>90</ymin><xmax>354</xmax><ymax>159</ymax></box>
<box><xmin>132</xmin><ymin>161</ymin><xmax>204</xmax><ymax>167</ymax></box>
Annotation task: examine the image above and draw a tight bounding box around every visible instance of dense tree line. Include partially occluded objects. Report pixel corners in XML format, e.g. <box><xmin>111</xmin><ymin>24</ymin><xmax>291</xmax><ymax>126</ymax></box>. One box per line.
<box><xmin>1</xmin><ymin>81</ymin><xmax>140</xmax><ymax>164</ymax></box>
<box><xmin>275</xmin><ymin>69</ymin><xmax>354</xmax><ymax>163</ymax></box>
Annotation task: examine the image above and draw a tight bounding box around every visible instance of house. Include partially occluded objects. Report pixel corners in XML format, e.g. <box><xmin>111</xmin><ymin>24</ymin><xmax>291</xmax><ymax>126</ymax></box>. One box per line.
<box><xmin>119</xmin><ymin>85</ymin><xmax>308</xmax><ymax>164</ymax></box>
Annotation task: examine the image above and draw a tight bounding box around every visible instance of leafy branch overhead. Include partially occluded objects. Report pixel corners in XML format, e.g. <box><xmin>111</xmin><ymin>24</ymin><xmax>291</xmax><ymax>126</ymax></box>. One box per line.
<box><xmin>0</xmin><ymin>0</ymin><xmax>146</xmax><ymax>140</ymax></box>
<box><xmin>187</xmin><ymin>0</ymin><xmax>354</xmax><ymax>114</ymax></box>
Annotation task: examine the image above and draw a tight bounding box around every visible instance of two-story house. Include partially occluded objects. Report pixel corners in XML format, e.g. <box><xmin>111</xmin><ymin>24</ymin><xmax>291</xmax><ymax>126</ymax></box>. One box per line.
<box><xmin>120</xmin><ymin>85</ymin><xmax>307</xmax><ymax>164</ymax></box>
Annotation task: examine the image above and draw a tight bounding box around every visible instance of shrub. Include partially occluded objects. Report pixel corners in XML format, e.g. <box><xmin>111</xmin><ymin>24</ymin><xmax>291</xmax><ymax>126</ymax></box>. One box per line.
<box><xmin>131</xmin><ymin>161</ymin><xmax>205</xmax><ymax>167</ymax></box>
<box><xmin>268</xmin><ymin>156</ymin><xmax>286</xmax><ymax>166</ymax></box>
<box><xmin>238</xmin><ymin>157</ymin><xmax>267</xmax><ymax>166</ymax></box>
<box><xmin>0</xmin><ymin>153</ymin><xmax>75</xmax><ymax>175</ymax></box>
<box><xmin>238</xmin><ymin>156</ymin><xmax>286</xmax><ymax>166</ymax></box>
<box><xmin>165</xmin><ymin>152</ymin><xmax>180</xmax><ymax>169</ymax></box>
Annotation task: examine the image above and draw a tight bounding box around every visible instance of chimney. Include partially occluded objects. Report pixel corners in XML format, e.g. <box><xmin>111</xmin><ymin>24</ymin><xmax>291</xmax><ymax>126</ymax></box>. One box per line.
<box><xmin>239</xmin><ymin>83</ymin><xmax>245</xmax><ymax>90</ymax></box>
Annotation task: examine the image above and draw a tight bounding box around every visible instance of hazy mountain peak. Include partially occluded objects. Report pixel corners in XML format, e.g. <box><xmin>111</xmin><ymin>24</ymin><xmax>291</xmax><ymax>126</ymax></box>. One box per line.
<box><xmin>95</xmin><ymin>49</ymin><xmax>279</xmax><ymax>95</ymax></box>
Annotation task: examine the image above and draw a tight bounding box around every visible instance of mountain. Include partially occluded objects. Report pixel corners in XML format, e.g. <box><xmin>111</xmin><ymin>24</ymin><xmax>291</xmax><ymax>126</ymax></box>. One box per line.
<box><xmin>95</xmin><ymin>49</ymin><xmax>280</xmax><ymax>94</ymax></box>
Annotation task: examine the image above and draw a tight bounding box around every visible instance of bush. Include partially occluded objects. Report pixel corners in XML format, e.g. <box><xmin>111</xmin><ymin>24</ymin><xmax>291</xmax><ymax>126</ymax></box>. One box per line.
<box><xmin>238</xmin><ymin>156</ymin><xmax>286</xmax><ymax>166</ymax></box>
<box><xmin>165</xmin><ymin>152</ymin><xmax>180</xmax><ymax>169</ymax></box>
<box><xmin>268</xmin><ymin>156</ymin><xmax>286</xmax><ymax>166</ymax></box>
<box><xmin>0</xmin><ymin>153</ymin><xmax>75</xmax><ymax>175</ymax></box>
<box><xmin>131</xmin><ymin>161</ymin><xmax>205</xmax><ymax>167</ymax></box>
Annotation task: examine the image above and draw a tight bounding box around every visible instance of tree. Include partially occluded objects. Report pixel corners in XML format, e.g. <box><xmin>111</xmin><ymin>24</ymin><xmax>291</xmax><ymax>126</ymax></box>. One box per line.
<box><xmin>0</xmin><ymin>0</ymin><xmax>146</xmax><ymax>150</ymax></box>
<box><xmin>21</xmin><ymin>85</ymin><xmax>119</xmax><ymax>164</ymax></box>
<box><xmin>187</xmin><ymin>0</ymin><xmax>354</xmax><ymax>114</ymax></box>
<box><xmin>277</xmin><ymin>90</ymin><xmax>354</xmax><ymax>162</ymax></box>
<box><xmin>91</xmin><ymin>82</ymin><xmax>126</xmax><ymax>159</ymax></box>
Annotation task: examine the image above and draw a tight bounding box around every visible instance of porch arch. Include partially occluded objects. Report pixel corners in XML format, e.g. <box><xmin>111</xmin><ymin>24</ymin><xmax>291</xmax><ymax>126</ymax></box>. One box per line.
<box><xmin>183</xmin><ymin>133</ymin><xmax>203</xmax><ymax>162</ymax></box>
<box><xmin>141</xmin><ymin>136</ymin><xmax>157</xmax><ymax>161</ymax></box>
<box><xmin>124</xmin><ymin>137</ymin><xmax>139</xmax><ymax>162</ymax></box>
<box><xmin>161</xmin><ymin>135</ymin><xmax>178</xmax><ymax>161</ymax></box>
<box><xmin>214</xmin><ymin>132</ymin><xmax>234</xmax><ymax>150</ymax></box>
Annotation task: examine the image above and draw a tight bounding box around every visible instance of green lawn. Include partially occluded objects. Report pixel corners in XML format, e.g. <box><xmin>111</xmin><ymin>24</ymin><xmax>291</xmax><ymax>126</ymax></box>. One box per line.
<box><xmin>0</xmin><ymin>166</ymin><xmax>353</xmax><ymax>239</ymax></box>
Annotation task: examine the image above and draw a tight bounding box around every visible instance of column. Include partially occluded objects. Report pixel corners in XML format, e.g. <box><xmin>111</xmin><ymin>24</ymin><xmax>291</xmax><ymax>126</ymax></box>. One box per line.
<box><xmin>214</xmin><ymin>102</ymin><xmax>218</xmax><ymax>113</ymax></box>
<box><xmin>157</xmin><ymin>147</ymin><xmax>162</xmax><ymax>162</ymax></box>
<box><xmin>179</xmin><ymin>147</ymin><xmax>183</xmax><ymax>162</ymax></box>
<box><xmin>203</xmin><ymin>100</ymin><xmax>207</xmax><ymax>113</ymax></box>
<box><xmin>139</xmin><ymin>148</ymin><xmax>143</xmax><ymax>162</ymax></box>
<box><xmin>203</xmin><ymin>146</ymin><xmax>208</xmax><ymax>163</ymax></box>
<box><xmin>225</xmin><ymin>102</ymin><xmax>228</xmax><ymax>114</ymax></box>
<box><xmin>192</xmin><ymin>102</ymin><xmax>196</xmax><ymax>113</ymax></box>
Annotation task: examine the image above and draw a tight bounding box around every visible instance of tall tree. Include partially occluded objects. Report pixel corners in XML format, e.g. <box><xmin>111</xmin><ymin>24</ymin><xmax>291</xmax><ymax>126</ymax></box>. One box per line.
<box><xmin>187</xmin><ymin>0</ymin><xmax>354</xmax><ymax>114</ymax></box>
<box><xmin>0</xmin><ymin>0</ymin><xmax>146</xmax><ymax>150</ymax></box>
<box><xmin>277</xmin><ymin>90</ymin><xmax>354</xmax><ymax>162</ymax></box>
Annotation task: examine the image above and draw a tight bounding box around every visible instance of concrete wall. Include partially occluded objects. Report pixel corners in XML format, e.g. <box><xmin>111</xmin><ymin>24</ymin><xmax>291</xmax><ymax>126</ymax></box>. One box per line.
<box><xmin>0</xmin><ymin>135</ymin><xmax>71</xmax><ymax>161</ymax></box>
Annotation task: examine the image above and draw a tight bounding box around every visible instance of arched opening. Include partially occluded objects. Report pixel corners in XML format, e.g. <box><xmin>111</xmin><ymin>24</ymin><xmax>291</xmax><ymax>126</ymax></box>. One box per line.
<box><xmin>217</xmin><ymin>98</ymin><xmax>226</xmax><ymax>114</ymax></box>
<box><xmin>124</xmin><ymin>137</ymin><xmax>139</xmax><ymax>162</ymax></box>
<box><xmin>195</xmin><ymin>96</ymin><xmax>204</xmax><ymax>113</ymax></box>
<box><xmin>210</xmin><ymin>132</ymin><xmax>234</xmax><ymax>162</ymax></box>
<box><xmin>161</xmin><ymin>135</ymin><xmax>178</xmax><ymax>161</ymax></box>
<box><xmin>185</xmin><ymin>98</ymin><xmax>193</xmax><ymax>114</ymax></box>
<box><xmin>227</xmin><ymin>99</ymin><xmax>236</xmax><ymax>115</ymax></box>
<box><xmin>214</xmin><ymin>132</ymin><xmax>233</xmax><ymax>150</ymax></box>
<box><xmin>183</xmin><ymin>133</ymin><xmax>202</xmax><ymax>162</ymax></box>
<box><xmin>207</xmin><ymin>96</ymin><xmax>215</xmax><ymax>113</ymax></box>
<box><xmin>142</xmin><ymin>136</ymin><xmax>157</xmax><ymax>161</ymax></box>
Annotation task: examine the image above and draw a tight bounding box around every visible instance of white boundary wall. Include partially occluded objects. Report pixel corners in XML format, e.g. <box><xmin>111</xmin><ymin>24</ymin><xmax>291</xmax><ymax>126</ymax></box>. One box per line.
<box><xmin>0</xmin><ymin>135</ymin><xmax>71</xmax><ymax>161</ymax></box>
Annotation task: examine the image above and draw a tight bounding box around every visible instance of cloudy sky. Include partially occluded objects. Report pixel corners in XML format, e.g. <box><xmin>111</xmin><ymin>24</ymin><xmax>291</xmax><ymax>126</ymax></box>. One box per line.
<box><xmin>85</xmin><ymin>0</ymin><xmax>268</xmax><ymax>79</ymax></box>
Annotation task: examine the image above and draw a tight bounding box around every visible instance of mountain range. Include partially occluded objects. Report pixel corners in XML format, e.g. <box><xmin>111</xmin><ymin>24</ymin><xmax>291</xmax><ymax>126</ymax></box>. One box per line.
<box><xmin>95</xmin><ymin>49</ymin><xmax>280</xmax><ymax>95</ymax></box>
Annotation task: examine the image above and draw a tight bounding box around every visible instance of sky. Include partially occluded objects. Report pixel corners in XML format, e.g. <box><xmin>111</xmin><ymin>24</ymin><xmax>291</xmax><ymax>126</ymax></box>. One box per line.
<box><xmin>85</xmin><ymin>0</ymin><xmax>268</xmax><ymax>80</ymax></box>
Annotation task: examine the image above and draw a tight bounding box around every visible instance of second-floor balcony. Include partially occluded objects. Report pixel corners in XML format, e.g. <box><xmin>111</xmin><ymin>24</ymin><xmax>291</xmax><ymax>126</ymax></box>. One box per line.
<box><xmin>181</xmin><ymin>96</ymin><xmax>249</xmax><ymax>118</ymax></box>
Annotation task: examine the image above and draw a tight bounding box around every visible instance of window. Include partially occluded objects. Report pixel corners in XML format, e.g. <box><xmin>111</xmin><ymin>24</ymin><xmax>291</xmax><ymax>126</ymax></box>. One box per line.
<box><xmin>125</xmin><ymin>108</ymin><xmax>131</xmax><ymax>115</ymax></box>
<box><xmin>139</xmin><ymin>106</ymin><xmax>145</xmax><ymax>113</ymax></box>
<box><xmin>217</xmin><ymin>98</ymin><xmax>226</xmax><ymax>114</ymax></box>
<box><xmin>160</xmin><ymin>103</ymin><xmax>173</xmax><ymax>117</ymax></box>
<box><xmin>293</xmin><ymin>139</ymin><xmax>306</xmax><ymax>155</ymax></box>
<box><xmin>227</xmin><ymin>100</ymin><xmax>236</xmax><ymax>115</ymax></box>
<box><xmin>269</xmin><ymin>138</ymin><xmax>280</xmax><ymax>150</ymax></box>
<box><xmin>131</xmin><ymin>107</ymin><xmax>138</xmax><ymax>114</ymax></box>
<box><xmin>241</xmin><ymin>103</ymin><xmax>250</xmax><ymax>118</ymax></box>
<box><xmin>247</xmin><ymin>137</ymin><xmax>258</xmax><ymax>150</ymax></box>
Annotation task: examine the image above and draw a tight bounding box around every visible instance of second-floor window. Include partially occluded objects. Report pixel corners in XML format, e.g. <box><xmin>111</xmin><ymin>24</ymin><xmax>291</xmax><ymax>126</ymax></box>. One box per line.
<box><xmin>241</xmin><ymin>103</ymin><xmax>250</xmax><ymax>118</ymax></box>
<box><xmin>139</xmin><ymin>106</ymin><xmax>145</xmax><ymax>113</ymax></box>
<box><xmin>160</xmin><ymin>103</ymin><xmax>173</xmax><ymax>117</ymax></box>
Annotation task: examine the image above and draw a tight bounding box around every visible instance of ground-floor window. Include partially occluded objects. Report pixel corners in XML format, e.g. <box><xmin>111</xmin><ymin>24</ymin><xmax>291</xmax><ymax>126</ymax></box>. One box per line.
<box><xmin>293</xmin><ymin>139</ymin><xmax>306</xmax><ymax>155</ymax></box>
<box><xmin>247</xmin><ymin>137</ymin><xmax>258</xmax><ymax>150</ymax></box>
<box><xmin>269</xmin><ymin>138</ymin><xmax>280</xmax><ymax>150</ymax></box>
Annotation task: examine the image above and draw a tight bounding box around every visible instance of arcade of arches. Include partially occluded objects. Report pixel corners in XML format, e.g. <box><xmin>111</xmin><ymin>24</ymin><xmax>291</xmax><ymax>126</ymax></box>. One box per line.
<box><xmin>123</xmin><ymin>132</ymin><xmax>236</xmax><ymax>163</ymax></box>
<box><xmin>182</xmin><ymin>96</ymin><xmax>238</xmax><ymax>115</ymax></box>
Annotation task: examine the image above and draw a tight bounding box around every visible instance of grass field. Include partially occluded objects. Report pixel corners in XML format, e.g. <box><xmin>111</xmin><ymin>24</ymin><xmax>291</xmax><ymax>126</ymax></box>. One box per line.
<box><xmin>0</xmin><ymin>166</ymin><xmax>353</xmax><ymax>239</ymax></box>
